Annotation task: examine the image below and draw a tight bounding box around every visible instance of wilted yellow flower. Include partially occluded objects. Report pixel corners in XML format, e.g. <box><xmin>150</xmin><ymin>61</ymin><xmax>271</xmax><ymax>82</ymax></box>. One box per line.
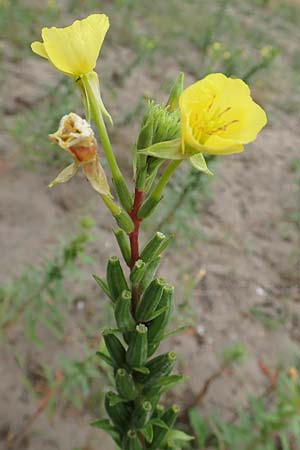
<box><xmin>180</xmin><ymin>73</ymin><xmax>267</xmax><ymax>155</ymax></box>
<box><xmin>49</xmin><ymin>113</ymin><xmax>111</xmax><ymax>197</ymax></box>
<box><xmin>31</xmin><ymin>14</ymin><xmax>109</xmax><ymax>76</ymax></box>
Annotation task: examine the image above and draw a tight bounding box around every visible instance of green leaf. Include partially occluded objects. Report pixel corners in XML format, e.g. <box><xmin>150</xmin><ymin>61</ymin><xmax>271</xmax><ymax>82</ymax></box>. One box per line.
<box><xmin>139</xmin><ymin>138</ymin><xmax>183</xmax><ymax>159</ymax></box>
<box><xmin>90</xmin><ymin>418</ymin><xmax>114</xmax><ymax>431</ymax></box>
<box><xmin>96</xmin><ymin>351</ymin><xmax>114</xmax><ymax>367</ymax></box>
<box><xmin>163</xmin><ymin>325</ymin><xmax>189</xmax><ymax>340</ymax></box>
<box><xmin>151</xmin><ymin>418</ymin><xmax>169</xmax><ymax>430</ymax></box>
<box><xmin>92</xmin><ymin>274</ymin><xmax>112</xmax><ymax>300</ymax></box>
<box><xmin>189</xmin><ymin>154</ymin><xmax>213</xmax><ymax>175</ymax></box>
<box><xmin>188</xmin><ymin>408</ymin><xmax>210</xmax><ymax>449</ymax></box>
<box><xmin>109</xmin><ymin>394</ymin><xmax>126</xmax><ymax>407</ymax></box>
<box><xmin>146</xmin><ymin>305</ymin><xmax>169</xmax><ymax>322</ymax></box>
<box><xmin>132</xmin><ymin>366</ymin><xmax>150</xmax><ymax>375</ymax></box>
<box><xmin>155</xmin><ymin>375</ymin><xmax>187</xmax><ymax>393</ymax></box>
<box><xmin>167</xmin><ymin>429</ymin><xmax>194</xmax><ymax>442</ymax></box>
<box><xmin>143</xmin><ymin>423</ymin><xmax>154</xmax><ymax>443</ymax></box>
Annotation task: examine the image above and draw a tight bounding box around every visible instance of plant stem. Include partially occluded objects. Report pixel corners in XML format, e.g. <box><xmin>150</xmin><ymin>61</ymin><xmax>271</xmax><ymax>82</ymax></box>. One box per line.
<box><xmin>128</xmin><ymin>188</ymin><xmax>145</xmax><ymax>314</ymax></box>
<box><xmin>151</xmin><ymin>160</ymin><xmax>182</xmax><ymax>201</ymax></box>
<box><xmin>129</xmin><ymin>189</ymin><xmax>145</xmax><ymax>269</ymax></box>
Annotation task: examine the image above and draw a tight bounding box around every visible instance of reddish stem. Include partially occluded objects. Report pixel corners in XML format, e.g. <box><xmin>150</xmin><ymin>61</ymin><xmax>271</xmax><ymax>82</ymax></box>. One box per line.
<box><xmin>128</xmin><ymin>188</ymin><xmax>145</xmax><ymax>269</ymax></box>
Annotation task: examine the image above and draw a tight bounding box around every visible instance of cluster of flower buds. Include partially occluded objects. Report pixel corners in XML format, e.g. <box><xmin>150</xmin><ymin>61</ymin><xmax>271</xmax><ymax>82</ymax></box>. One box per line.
<box><xmin>92</xmin><ymin>230</ymin><xmax>186</xmax><ymax>449</ymax></box>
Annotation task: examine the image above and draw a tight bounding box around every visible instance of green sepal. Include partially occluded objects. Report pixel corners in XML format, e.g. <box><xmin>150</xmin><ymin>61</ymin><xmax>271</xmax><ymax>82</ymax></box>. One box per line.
<box><xmin>148</xmin><ymin>285</ymin><xmax>174</xmax><ymax>355</ymax></box>
<box><xmin>115</xmin><ymin>290</ymin><xmax>136</xmax><ymax>333</ymax></box>
<box><xmin>105</xmin><ymin>391</ymin><xmax>131</xmax><ymax>432</ymax></box>
<box><xmin>138</xmin><ymin>138</ymin><xmax>182</xmax><ymax>160</ymax></box>
<box><xmin>123</xmin><ymin>430</ymin><xmax>143</xmax><ymax>450</ymax></box>
<box><xmin>139</xmin><ymin>257</ymin><xmax>161</xmax><ymax>292</ymax></box>
<box><xmin>166</xmin><ymin>72</ymin><xmax>184</xmax><ymax>112</ymax></box>
<box><xmin>148</xmin><ymin>405</ymin><xmax>180</xmax><ymax>450</ymax></box>
<box><xmin>140</xmin><ymin>232</ymin><xmax>166</xmax><ymax>263</ymax></box>
<box><xmin>139</xmin><ymin>351</ymin><xmax>177</xmax><ymax>385</ymax></box>
<box><xmin>106</xmin><ymin>256</ymin><xmax>129</xmax><ymax>302</ymax></box>
<box><xmin>137</xmin><ymin>117</ymin><xmax>154</xmax><ymax>150</ymax></box>
<box><xmin>103</xmin><ymin>329</ymin><xmax>126</xmax><ymax>368</ymax></box>
<box><xmin>113</xmin><ymin>229</ymin><xmax>131</xmax><ymax>265</ymax></box>
<box><xmin>93</xmin><ymin>274</ymin><xmax>112</xmax><ymax>300</ymax></box>
<box><xmin>114</xmin><ymin>176</ymin><xmax>133</xmax><ymax>212</ymax></box>
<box><xmin>132</xmin><ymin>401</ymin><xmax>153</xmax><ymax>428</ymax></box>
<box><xmin>126</xmin><ymin>324</ymin><xmax>148</xmax><ymax>368</ymax></box>
<box><xmin>130</xmin><ymin>259</ymin><xmax>146</xmax><ymax>285</ymax></box>
<box><xmin>116</xmin><ymin>368</ymin><xmax>138</xmax><ymax>401</ymax></box>
<box><xmin>136</xmin><ymin>278</ymin><xmax>165</xmax><ymax>321</ymax></box>
<box><xmin>189</xmin><ymin>153</ymin><xmax>213</xmax><ymax>175</ymax></box>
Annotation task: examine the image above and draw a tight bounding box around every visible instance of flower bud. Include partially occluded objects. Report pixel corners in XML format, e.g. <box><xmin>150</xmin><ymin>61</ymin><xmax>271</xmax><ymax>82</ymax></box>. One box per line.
<box><xmin>136</xmin><ymin>278</ymin><xmax>165</xmax><ymax>322</ymax></box>
<box><xmin>126</xmin><ymin>324</ymin><xmax>148</xmax><ymax>368</ymax></box>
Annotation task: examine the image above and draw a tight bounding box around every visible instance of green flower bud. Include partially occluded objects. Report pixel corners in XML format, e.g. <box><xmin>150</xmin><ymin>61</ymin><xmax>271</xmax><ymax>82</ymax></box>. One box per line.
<box><xmin>106</xmin><ymin>256</ymin><xmax>129</xmax><ymax>302</ymax></box>
<box><xmin>116</xmin><ymin>368</ymin><xmax>138</xmax><ymax>400</ymax></box>
<box><xmin>148</xmin><ymin>405</ymin><xmax>180</xmax><ymax>450</ymax></box>
<box><xmin>115</xmin><ymin>290</ymin><xmax>136</xmax><ymax>333</ymax></box>
<box><xmin>130</xmin><ymin>259</ymin><xmax>146</xmax><ymax>285</ymax></box>
<box><xmin>132</xmin><ymin>401</ymin><xmax>152</xmax><ymax>428</ymax></box>
<box><xmin>136</xmin><ymin>278</ymin><xmax>165</xmax><ymax>322</ymax></box>
<box><xmin>103</xmin><ymin>329</ymin><xmax>126</xmax><ymax>368</ymax></box>
<box><xmin>148</xmin><ymin>285</ymin><xmax>174</xmax><ymax>356</ymax></box>
<box><xmin>123</xmin><ymin>429</ymin><xmax>143</xmax><ymax>450</ymax></box>
<box><xmin>139</xmin><ymin>256</ymin><xmax>161</xmax><ymax>292</ymax></box>
<box><xmin>105</xmin><ymin>391</ymin><xmax>131</xmax><ymax>432</ymax></box>
<box><xmin>139</xmin><ymin>351</ymin><xmax>177</xmax><ymax>385</ymax></box>
<box><xmin>126</xmin><ymin>324</ymin><xmax>148</xmax><ymax>368</ymax></box>
<box><xmin>113</xmin><ymin>229</ymin><xmax>131</xmax><ymax>265</ymax></box>
<box><xmin>140</xmin><ymin>232</ymin><xmax>166</xmax><ymax>263</ymax></box>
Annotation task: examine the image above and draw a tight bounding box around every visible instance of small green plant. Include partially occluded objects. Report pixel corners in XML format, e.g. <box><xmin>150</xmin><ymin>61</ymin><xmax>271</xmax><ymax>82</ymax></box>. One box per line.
<box><xmin>30</xmin><ymin>11</ymin><xmax>267</xmax><ymax>450</ymax></box>
<box><xmin>0</xmin><ymin>217</ymin><xmax>95</xmax><ymax>347</ymax></box>
<box><xmin>189</xmin><ymin>368</ymin><xmax>300</xmax><ymax>450</ymax></box>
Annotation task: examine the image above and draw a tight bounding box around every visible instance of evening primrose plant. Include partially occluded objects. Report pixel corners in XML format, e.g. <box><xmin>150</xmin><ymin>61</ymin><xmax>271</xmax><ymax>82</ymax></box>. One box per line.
<box><xmin>31</xmin><ymin>13</ymin><xmax>267</xmax><ymax>450</ymax></box>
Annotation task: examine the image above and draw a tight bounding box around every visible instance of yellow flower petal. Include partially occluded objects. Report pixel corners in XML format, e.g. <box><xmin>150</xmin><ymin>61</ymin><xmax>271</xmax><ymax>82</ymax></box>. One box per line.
<box><xmin>180</xmin><ymin>73</ymin><xmax>267</xmax><ymax>156</ymax></box>
<box><xmin>32</xmin><ymin>14</ymin><xmax>109</xmax><ymax>76</ymax></box>
<box><xmin>203</xmin><ymin>135</ymin><xmax>244</xmax><ymax>155</ymax></box>
<box><xmin>31</xmin><ymin>41</ymin><xmax>48</xmax><ymax>59</ymax></box>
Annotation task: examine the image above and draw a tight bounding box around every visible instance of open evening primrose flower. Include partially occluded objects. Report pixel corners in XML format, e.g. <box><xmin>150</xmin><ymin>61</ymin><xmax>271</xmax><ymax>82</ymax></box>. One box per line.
<box><xmin>31</xmin><ymin>14</ymin><xmax>109</xmax><ymax>77</ymax></box>
<box><xmin>48</xmin><ymin>113</ymin><xmax>111</xmax><ymax>197</ymax></box>
<box><xmin>139</xmin><ymin>73</ymin><xmax>267</xmax><ymax>173</ymax></box>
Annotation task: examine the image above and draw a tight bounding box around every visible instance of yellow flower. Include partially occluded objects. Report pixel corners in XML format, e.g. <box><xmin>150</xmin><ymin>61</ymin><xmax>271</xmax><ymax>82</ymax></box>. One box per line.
<box><xmin>138</xmin><ymin>73</ymin><xmax>267</xmax><ymax>175</ymax></box>
<box><xmin>31</xmin><ymin>14</ymin><xmax>109</xmax><ymax>76</ymax></box>
<box><xmin>49</xmin><ymin>113</ymin><xmax>111</xmax><ymax>197</ymax></box>
<box><xmin>180</xmin><ymin>73</ymin><xmax>267</xmax><ymax>155</ymax></box>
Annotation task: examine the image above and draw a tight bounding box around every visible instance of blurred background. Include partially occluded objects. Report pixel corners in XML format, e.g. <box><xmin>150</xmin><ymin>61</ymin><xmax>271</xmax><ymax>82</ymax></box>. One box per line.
<box><xmin>0</xmin><ymin>0</ymin><xmax>300</xmax><ymax>449</ymax></box>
